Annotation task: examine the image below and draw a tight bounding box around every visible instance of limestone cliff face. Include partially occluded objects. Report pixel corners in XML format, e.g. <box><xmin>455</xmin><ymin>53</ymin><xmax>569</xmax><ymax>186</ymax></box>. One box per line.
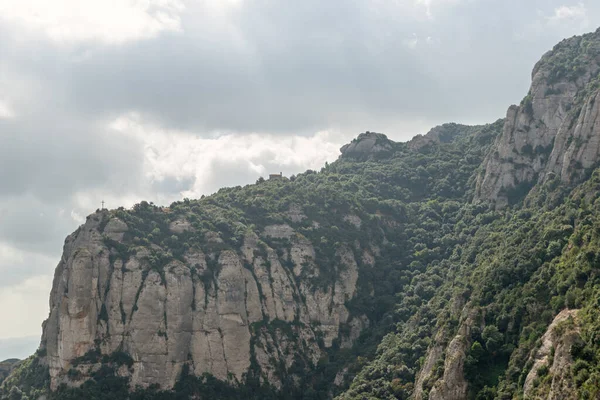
<box><xmin>476</xmin><ymin>29</ymin><xmax>600</xmax><ymax>206</ymax></box>
<box><xmin>413</xmin><ymin>304</ymin><xmax>479</xmax><ymax>400</ymax></box>
<box><xmin>41</xmin><ymin>211</ymin><xmax>367</xmax><ymax>390</ymax></box>
<box><xmin>522</xmin><ymin>309</ymin><xmax>580</xmax><ymax>400</ymax></box>
<box><xmin>339</xmin><ymin>131</ymin><xmax>394</xmax><ymax>160</ymax></box>
<box><xmin>544</xmin><ymin>90</ymin><xmax>600</xmax><ymax>185</ymax></box>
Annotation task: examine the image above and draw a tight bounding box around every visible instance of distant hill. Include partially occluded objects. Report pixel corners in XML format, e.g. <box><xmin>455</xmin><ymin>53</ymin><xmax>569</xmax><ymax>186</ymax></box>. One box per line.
<box><xmin>0</xmin><ymin>359</ymin><xmax>20</xmax><ymax>385</ymax></box>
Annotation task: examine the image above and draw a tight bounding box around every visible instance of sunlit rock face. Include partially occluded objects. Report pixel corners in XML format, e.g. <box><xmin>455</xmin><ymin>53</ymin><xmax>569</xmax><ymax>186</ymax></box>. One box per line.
<box><xmin>42</xmin><ymin>212</ymin><xmax>367</xmax><ymax>390</ymax></box>
<box><xmin>476</xmin><ymin>29</ymin><xmax>600</xmax><ymax>207</ymax></box>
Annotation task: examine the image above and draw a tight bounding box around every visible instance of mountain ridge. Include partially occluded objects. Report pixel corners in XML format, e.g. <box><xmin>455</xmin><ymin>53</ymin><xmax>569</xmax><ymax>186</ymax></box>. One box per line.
<box><xmin>5</xmin><ymin>28</ymin><xmax>600</xmax><ymax>400</ymax></box>
<box><xmin>475</xmin><ymin>27</ymin><xmax>600</xmax><ymax>207</ymax></box>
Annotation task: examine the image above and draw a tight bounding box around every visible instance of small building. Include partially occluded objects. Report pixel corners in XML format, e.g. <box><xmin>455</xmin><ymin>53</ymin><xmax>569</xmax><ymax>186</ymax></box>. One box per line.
<box><xmin>269</xmin><ymin>172</ymin><xmax>283</xmax><ymax>180</ymax></box>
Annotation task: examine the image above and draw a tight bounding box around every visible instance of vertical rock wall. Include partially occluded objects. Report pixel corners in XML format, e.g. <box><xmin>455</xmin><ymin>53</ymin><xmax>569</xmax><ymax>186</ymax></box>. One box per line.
<box><xmin>41</xmin><ymin>214</ymin><xmax>366</xmax><ymax>390</ymax></box>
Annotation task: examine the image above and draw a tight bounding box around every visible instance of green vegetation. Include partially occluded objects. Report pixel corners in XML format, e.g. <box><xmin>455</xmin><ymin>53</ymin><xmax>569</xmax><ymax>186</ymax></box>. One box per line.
<box><xmin>340</xmin><ymin>166</ymin><xmax>600</xmax><ymax>399</ymax></box>
<box><xmin>543</xmin><ymin>31</ymin><xmax>600</xmax><ymax>85</ymax></box>
<box><xmin>0</xmin><ymin>359</ymin><xmax>20</xmax><ymax>387</ymax></box>
<box><xmin>6</xmin><ymin>31</ymin><xmax>600</xmax><ymax>400</ymax></box>
<box><xmin>9</xmin><ymin>111</ymin><xmax>600</xmax><ymax>399</ymax></box>
<box><xmin>1</xmin><ymin>120</ymin><xmax>505</xmax><ymax>400</ymax></box>
<box><xmin>0</xmin><ymin>351</ymin><xmax>49</xmax><ymax>400</ymax></box>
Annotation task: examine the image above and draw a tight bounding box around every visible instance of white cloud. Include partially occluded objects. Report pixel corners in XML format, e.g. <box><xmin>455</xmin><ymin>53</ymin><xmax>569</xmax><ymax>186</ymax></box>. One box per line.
<box><xmin>0</xmin><ymin>0</ymin><xmax>185</xmax><ymax>44</ymax></box>
<box><xmin>70</xmin><ymin>209</ymin><xmax>85</xmax><ymax>224</ymax></box>
<box><xmin>0</xmin><ymin>274</ymin><xmax>52</xmax><ymax>339</ymax></box>
<box><xmin>203</xmin><ymin>0</ymin><xmax>243</xmax><ymax>13</ymax></box>
<box><xmin>515</xmin><ymin>3</ymin><xmax>591</xmax><ymax>41</ymax></box>
<box><xmin>416</xmin><ymin>0</ymin><xmax>464</xmax><ymax>18</ymax></box>
<box><xmin>0</xmin><ymin>99</ymin><xmax>15</xmax><ymax>119</ymax></box>
<box><xmin>0</xmin><ymin>242</ymin><xmax>57</xmax><ymax>282</ymax></box>
<box><xmin>0</xmin><ymin>242</ymin><xmax>26</xmax><ymax>268</ymax></box>
<box><xmin>549</xmin><ymin>3</ymin><xmax>587</xmax><ymax>23</ymax></box>
<box><xmin>0</xmin><ymin>242</ymin><xmax>52</xmax><ymax>272</ymax></box>
<box><xmin>403</xmin><ymin>33</ymin><xmax>419</xmax><ymax>49</ymax></box>
<box><xmin>110</xmin><ymin>114</ymin><xmax>342</xmax><ymax>199</ymax></box>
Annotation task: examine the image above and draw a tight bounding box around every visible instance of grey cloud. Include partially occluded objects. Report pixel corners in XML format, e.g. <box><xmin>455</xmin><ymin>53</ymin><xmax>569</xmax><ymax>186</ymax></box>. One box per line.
<box><xmin>0</xmin><ymin>0</ymin><xmax>598</xmax><ymax>261</ymax></box>
<box><xmin>0</xmin><ymin>245</ymin><xmax>55</xmax><ymax>288</ymax></box>
<box><xmin>203</xmin><ymin>158</ymin><xmax>267</xmax><ymax>195</ymax></box>
<box><xmin>0</xmin><ymin>0</ymin><xmax>598</xmax><ymax>254</ymax></box>
<box><xmin>0</xmin><ymin>0</ymin><xmax>599</xmax><ymax>350</ymax></box>
<box><xmin>5</xmin><ymin>1</ymin><xmax>594</xmax><ymax>136</ymax></box>
<box><xmin>0</xmin><ymin>118</ymin><xmax>143</xmax><ymax>202</ymax></box>
<box><xmin>0</xmin><ymin>196</ymin><xmax>73</xmax><ymax>254</ymax></box>
<box><xmin>6</xmin><ymin>1</ymin><xmax>599</xmax><ymax>138</ymax></box>
<box><xmin>152</xmin><ymin>176</ymin><xmax>197</xmax><ymax>197</ymax></box>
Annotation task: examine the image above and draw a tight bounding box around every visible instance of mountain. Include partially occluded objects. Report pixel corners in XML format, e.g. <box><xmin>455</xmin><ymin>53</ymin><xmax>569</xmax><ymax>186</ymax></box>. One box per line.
<box><xmin>4</xmin><ymin>28</ymin><xmax>600</xmax><ymax>400</ymax></box>
<box><xmin>475</xmin><ymin>28</ymin><xmax>600</xmax><ymax>207</ymax></box>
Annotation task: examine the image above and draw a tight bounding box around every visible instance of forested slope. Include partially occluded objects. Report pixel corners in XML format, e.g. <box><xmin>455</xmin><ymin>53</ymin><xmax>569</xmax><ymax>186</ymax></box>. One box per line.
<box><xmin>4</xmin><ymin>28</ymin><xmax>600</xmax><ymax>400</ymax></box>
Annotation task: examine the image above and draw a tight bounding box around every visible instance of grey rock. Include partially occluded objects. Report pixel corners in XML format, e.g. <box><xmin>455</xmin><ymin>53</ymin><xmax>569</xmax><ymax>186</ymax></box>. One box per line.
<box><xmin>340</xmin><ymin>132</ymin><xmax>393</xmax><ymax>160</ymax></box>
<box><xmin>523</xmin><ymin>309</ymin><xmax>580</xmax><ymax>399</ymax></box>
<box><xmin>475</xmin><ymin>32</ymin><xmax>600</xmax><ymax>206</ymax></box>
<box><xmin>169</xmin><ymin>219</ymin><xmax>193</xmax><ymax>234</ymax></box>
<box><xmin>40</xmin><ymin>211</ymin><xmax>367</xmax><ymax>390</ymax></box>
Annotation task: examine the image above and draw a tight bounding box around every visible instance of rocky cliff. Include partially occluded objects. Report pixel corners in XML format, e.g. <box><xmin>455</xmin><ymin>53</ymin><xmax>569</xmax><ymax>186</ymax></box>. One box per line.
<box><xmin>522</xmin><ymin>309</ymin><xmax>580</xmax><ymax>400</ymax></box>
<box><xmin>476</xmin><ymin>28</ymin><xmax>600</xmax><ymax>207</ymax></box>
<box><xmin>4</xmin><ymin>113</ymin><xmax>498</xmax><ymax>400</ymax></box>
<box><xmin>42</xmin><ymin>211</ymin><xmax>368</xmax><ymax>391</ymax></box>
<box><xmin>7</xmin><ymin>28</ymin><xmax>600</xmax><ymax>400</ymax></box>
<box><xmin>339</xmin><ymin>131</ymin><xmax>395</xmax><ymax>160</ymax></box>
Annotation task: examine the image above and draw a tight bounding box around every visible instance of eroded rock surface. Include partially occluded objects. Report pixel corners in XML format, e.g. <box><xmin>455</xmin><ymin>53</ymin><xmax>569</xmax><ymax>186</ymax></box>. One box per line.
<box><xmin>476</xmin><ymin>30</ymin><xmax>600</xmax><ymax>206</ymax></box>
<box><xmin>41</xmin><ymin>213</ymin><xmax>368</xmax><ymax>390</ymax></box>
<box><xmin>523</xmin><ymin>309</ymin><xmax>580</xmax><ymax>400</ymax></box>
<box><xmin>340</xmin><ymin>132</ymin><xmax>393</xmax><ymax>160</ymax></box>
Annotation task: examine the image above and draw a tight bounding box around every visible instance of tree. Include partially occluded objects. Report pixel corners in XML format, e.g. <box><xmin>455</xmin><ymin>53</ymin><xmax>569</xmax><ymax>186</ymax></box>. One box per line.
<box><xmin>482</xmin><ymin>326</ymin><xmax>503</xmax><ymax>354</ymax></box>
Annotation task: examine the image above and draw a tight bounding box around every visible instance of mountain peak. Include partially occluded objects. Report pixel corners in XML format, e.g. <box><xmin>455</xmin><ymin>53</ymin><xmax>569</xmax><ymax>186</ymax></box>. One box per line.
<box><xmin>407</xmin><ymin>123</ymin><xmax>468</xmax><ymax>150</ymax></box>
<box><xmin>339</xmin><ymin>131</ymin><xmax>394</xmax><ymax>160</ymax></box>
<box><xmin>475</xmin><ymin>27</ymin><xmax>600</xmax><ymax>207</ymax></box>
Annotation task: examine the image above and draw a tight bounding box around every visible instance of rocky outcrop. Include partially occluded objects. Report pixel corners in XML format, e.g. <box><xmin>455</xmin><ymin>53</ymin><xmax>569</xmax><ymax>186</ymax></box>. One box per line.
<box><xmin>285</xmin><ymin>204</ymin><xmax>307</xmax><ymax>223</ymax></box>
<box><xmin>339</xmin><ymin>132</ymin><xmax>394</xmax><ymax>160</ymax></box>
<box><xmin>412</xmin><ymin>330</ymin><xmax>445</xmax><ymax>400</ymax></box>
<box><xmin>41</xmin><ymin>211</ymin><xmax>367</xmax><ymax>390</ymax></box>
<box><xmin>426</xmin><ymin>308</ymin><xmax>479</xmax><ymax>400</ymax></box>
<box><xmin>476</xmin><ymin>29</ymin><xmax>600</xmax><ymax>206</ymax></box>
<box><xmin>408</xmin><ymin>123</ymin><xmax>467</xmax><ymax>151</ymax></box>
<box><xmin>22</xmin><ymin>28</ymin><xmax>600</xmax><ymax>400</ymax></box>
<box><xmin>543</xmin><ymin>91</ymin><xmax>600</xmax><ymax>184</ymax></box>
<box><xmin>523</xmin><ymin>309</ymin><xmax>580</xmax><ymax>400</ymax></box>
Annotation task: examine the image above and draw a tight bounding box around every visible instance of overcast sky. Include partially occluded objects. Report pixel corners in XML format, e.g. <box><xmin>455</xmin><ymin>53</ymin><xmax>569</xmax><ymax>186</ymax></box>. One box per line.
<box><xmin>0</xmin><ymin>0</ymin><xmax>598</xmax><ymax>360</ymax></box>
